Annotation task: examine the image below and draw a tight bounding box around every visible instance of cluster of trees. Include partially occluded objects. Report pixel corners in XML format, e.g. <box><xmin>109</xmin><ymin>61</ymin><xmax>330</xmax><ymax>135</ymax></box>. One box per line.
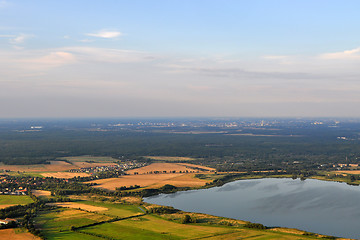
<box><xmin>181</xmin><ymin>214</ymin><xmax>196</xmax><ymax>224</ymax></box>
<box><xmin>243</xmin><ymin>222</ymin><xmax>266</xmax><ymax>229</ymax></box>
<box><xmin>147</xmin><ymin>206</ymin><xmax>179</xmax><ymax>214</ymax></box>
<box><xmin>115</xmin><ymin>185</ymin><xmax>140</xmax><ymax>191</ymax></box>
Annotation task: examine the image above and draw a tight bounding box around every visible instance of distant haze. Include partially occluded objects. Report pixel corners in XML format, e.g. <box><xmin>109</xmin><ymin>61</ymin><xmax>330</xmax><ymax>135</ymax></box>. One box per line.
<box><xmin>1</xmin><ymin>1</ymin><xmax>360</xmax><ymax>118</ymax></box>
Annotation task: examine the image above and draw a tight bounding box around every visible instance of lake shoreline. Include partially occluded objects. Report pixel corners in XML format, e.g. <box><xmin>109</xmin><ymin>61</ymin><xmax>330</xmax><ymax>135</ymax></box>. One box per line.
<box><xmin>143</xmin><ymin>176</ymin><xmax>358</xmax><ymax>239</ymax></box>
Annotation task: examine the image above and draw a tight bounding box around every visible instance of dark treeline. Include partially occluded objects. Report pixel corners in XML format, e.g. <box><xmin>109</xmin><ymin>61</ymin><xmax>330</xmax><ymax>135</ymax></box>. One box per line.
<box><xmin>1</xmin><ymin>128</ymin><xmax>360</xmax><ymax>167</ymax></box>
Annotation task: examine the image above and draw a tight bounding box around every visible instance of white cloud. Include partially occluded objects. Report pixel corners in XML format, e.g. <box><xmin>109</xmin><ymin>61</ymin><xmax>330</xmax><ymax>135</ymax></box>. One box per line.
<box><xmin>262</xmin><ymin>55</ymin><xmax>288</xmax><ymax>60</ymax></box>
<box><xmin>9</xmin><ymin>33</ymin><xmax>34</xmax><ymax>45</ymax></box>
<box><xmin>79</xmin><ymin>39</ymin><xmax>94</xmax><ymax>43</ymax></box>
<box><xmin>17</xmin><ymin>51</ymin><xmax>77</xmax><ymax>70</ymax></box>
<box><xmin>0</xmin><ymin>34</ymin><xmax>15</xmax><ymax>38</ymax></box>
<box><xmin>319</xmin><ymin>47</ymin><xmax>360</xmax><ymax>60</ymax></box>
<box><xmin>62</xmin><ymin>46</ymin><xmax>157</xmax><ymax>63</ymax></box>
<box><xmin>0</xmin><ymin>0</ymin><xmax>8</xmax><ymax>8</ymax></box>
<box><xmin>86</xmin><ymin>30</ymin><xmax>122</xmax><ymax>39</ymax></box>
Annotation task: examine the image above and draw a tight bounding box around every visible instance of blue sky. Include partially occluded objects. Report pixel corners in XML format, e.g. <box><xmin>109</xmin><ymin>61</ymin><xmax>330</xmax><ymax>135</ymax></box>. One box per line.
<box><xmin>1</xmin><ymin>0</ymin><xmax>360</xmax><ymax>117</ymax></box>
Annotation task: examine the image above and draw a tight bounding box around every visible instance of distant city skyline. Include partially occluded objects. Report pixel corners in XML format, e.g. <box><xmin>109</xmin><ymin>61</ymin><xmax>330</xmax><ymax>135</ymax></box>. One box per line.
<box><xmin>1</xmin><ymin>0</ymin><xmax>360</xmax><ymax>118</ymax></box>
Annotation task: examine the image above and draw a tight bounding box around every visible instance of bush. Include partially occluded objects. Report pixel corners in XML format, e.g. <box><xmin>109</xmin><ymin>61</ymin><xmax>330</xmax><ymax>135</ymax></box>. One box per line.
<box><xmin>181</xmin><ymin>214</ymin><xmax>196</xmax><ymax>224</ymax></box>
<box><xmin>243</xmin><ymin>222</ymin><xmax>266</xmax><ymax>229</ymax></box>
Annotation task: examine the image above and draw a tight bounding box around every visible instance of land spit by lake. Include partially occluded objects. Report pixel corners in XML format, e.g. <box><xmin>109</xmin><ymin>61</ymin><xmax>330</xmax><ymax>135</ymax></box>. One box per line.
<box><xmin>145</xmin><ymin>178</ymin><xmax>360</xmax><ymax>239</ymax></box>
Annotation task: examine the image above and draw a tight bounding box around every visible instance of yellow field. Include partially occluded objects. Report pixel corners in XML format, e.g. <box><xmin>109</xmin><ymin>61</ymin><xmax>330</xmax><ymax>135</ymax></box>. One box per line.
<box><xmin>31</xmin><ymin>190</ymin><xmax>51</xmax><ymax>197</ymax></box>
<box><xmin>47</xmin><ymin>202</ymin><xmax>108</xmax><ymax>212</ymax></box>
<box><xmin>176</xmin><ymin>162</ymin><xmax>216</xmax><ymax>171</ymax></box>
<box><xmin>0</xmin><ymin>204</ymin><xmax>15</xmax><ymax>209</ymax></box>
<box><xmin>126</xmin><ymin>162</ymin><xmax>210</xmax><ymax>175</ymax></box>
<box><xmin>0</xmin><ymin>156</ymin><xmax>117</xmax><ymax>178</ymax></box>
<box><xmin>334</xmin><ymin>170</ymin><xmax>360</xmax><ymax>174</ymax></box>
<box><xmin>0</xmin><ymin>161</ymin><xmax>73</xmax><ymax>172</ymax></box>
<box><xmin>88</xmin><ymin>173</ymin><xmax>211</xmax><ymax>190</ymax></box>
<box><xmin>0</xmin><ymin>229</ymin><xmax>40</xmax><ymax>240</ymax></box>
<box><xmin>41</xmin><ymin>172</ymin><xmax>90</xmax><ymax>178</ymax></box>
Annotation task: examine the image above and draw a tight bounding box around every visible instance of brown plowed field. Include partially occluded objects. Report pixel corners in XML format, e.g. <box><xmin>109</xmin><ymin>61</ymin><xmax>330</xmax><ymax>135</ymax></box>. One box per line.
<box><xmin>0</xmin><ymin>229</ymin><xmax>40</xmax><ymax>240</ymax></box>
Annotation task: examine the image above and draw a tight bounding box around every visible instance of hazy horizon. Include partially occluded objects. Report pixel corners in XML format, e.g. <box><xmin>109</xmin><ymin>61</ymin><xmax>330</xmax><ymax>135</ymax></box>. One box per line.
<box><xmin>1</xmin><ymin>1</ymin><xmax>360</xmax><ymax>118</ymax></box>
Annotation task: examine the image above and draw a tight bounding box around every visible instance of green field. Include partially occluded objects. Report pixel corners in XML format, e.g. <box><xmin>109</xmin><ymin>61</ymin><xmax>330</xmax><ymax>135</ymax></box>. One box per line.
<box><xmin>81</xmin><ymin>215</ymin><xmax>236</xmax><ymax>240</ymax></box>
<box><xmin>78</xmin><ymin>200</ymin><xmax>144</xmax><ymax>217</ymax></box>
<box><xmin>0</xmin><ymin>195</ymin><xmax>33</xmax><ymax>205</ymax></box>
<box><xmin>33</xmin><ymin>199</ymin><xmax>323</xmax><ymax>240</ymax></box>
<box><xmin>35</xmin><ymin>208</ymin><xmax>111</xmax><ymax>240</ymax></box>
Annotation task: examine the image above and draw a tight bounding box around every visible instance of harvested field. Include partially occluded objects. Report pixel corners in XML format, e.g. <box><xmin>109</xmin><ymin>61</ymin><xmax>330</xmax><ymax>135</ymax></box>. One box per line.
<box><xmin>88</xmin><ymin>173</ymin><xmax>211</xmax><ymax>190</ymax></box>
<box><xmin>334</xmin><ymin>170</ymin><xmax>360</xmax><ymax>174</ymax></box>
<box><xmin>149</xmin><ymin>173</ymin><xmax>211</xmax><ymax>188</ymax></box>
<box><xmin>176</xmin><ymin>163</ymin><xmax>215</xmax><ymax>171</ymax></box>
<box><xmin>41</xmin><ymin>172</ymin><xmax>90</xmax><ymax>179</ymax></box>
<box><xmin>270</xmin><ymin>227</ymin><xmax>307</xmax><ymax>235</ymax></box>
<box><xmin>0</xmin><ymin>229</ymin><xmax>40</xmax><ymax>240</ymax></box>
<box><xmin>0</xmin><ymin>161</ymin><xmax>72</xmax><ymax>172</ymax></box>
<box><xmin>31</xmin><ymin>190</ymin><xmax>51</xmax><ymax>197</ymax></box>
<box><xmin>0</xmin><ymin>156</ymin><xmax>117</xmax><ymax>174</ymax></box>
<box><xmin>47</xmin><ymin>202</ymin><xmax>108</xmax><ymax>212</ymax></box>
<box><xmin>126</xmin><ymin>162</ymin><xmax>203</xmax><ymax>175</ymax></box>
<box><xmin>0</xmin><ymin>204</ymin><xmax>15</xmax><ymax>209</ymax></box>
<box><xmin>71</xmin><ymin>161</ymin><xmax>115</xmax><ymax>169</ymax></box>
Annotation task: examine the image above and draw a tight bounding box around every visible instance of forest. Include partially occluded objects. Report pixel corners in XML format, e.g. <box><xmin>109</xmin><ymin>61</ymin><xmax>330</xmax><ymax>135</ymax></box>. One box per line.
<box><xmin>0</xmin><ymin>118</ymin><xmax>360</xmax><ymax>173</ymax></box>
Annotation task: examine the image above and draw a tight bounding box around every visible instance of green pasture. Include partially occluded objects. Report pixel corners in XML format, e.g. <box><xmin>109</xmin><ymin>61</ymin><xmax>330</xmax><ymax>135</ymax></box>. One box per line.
<box><xmin>0</xmin><ymin>195</ymin><xmax>33</xmax><ymax>205</ymax></box>
<box><xmin>79</xmin><ymin>200</ymin><xmax>144</xmax><ymax>217</ymax></box>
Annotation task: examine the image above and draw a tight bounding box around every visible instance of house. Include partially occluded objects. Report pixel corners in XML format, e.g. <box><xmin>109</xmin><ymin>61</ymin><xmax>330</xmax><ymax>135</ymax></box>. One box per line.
<box><xmin>0</xmin><ymin>218</ymin><xmax>18</xmax><ymax>225</ymax></box>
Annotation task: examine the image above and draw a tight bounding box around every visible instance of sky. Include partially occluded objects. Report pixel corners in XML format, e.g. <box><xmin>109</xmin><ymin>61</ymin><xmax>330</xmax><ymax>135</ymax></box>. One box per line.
<box><xmin>1</xmin><ymin>0</ymin><xmax>360</xmax><ymax>118</ymax></box>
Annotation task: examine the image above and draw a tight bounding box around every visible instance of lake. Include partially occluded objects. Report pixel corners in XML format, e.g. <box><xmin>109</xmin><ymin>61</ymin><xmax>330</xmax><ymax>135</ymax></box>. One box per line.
<box><xmin>144</xmin><ymin>178</ymin><xmax>360</xmax><ymax>239</ymax></box>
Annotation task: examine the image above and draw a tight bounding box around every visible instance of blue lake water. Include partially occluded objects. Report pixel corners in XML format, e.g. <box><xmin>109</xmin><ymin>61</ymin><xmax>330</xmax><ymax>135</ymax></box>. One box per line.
<box><xmin>144</xmin><ymin>178</ymin><xmax>360</xmax><ymax>239</ymax></box>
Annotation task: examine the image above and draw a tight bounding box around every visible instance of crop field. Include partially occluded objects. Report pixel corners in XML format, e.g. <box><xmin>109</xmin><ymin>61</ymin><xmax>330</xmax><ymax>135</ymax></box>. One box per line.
<box><xmin>47</xmin><ymin>202</ymin><xmax>108</xmax><ymax>212</ymax></box>
<box><xmin>78</xmin><ymin>214</ymin><xmax>321</xmax><ymax>240</ymax></box>
<box><xmin>35</xmin><ymin>208</ymin><xmax>111</xmax><ymax>240</ymax></box>
<box><xmin>126</xmin><ymin>162</ymin><xmax>199</xmax><ymax>174</ymax></box>
<box><xmin>41</xmin><ymin>172</ymin><xmax>90</xmax><ymax>178</ymax></box>
<box><xmin>34</xmin><ymin>198</ymin><xmax>335</xmax><ymax>240</ymax></box>
<box><xmin>0</xmin><ymin>156</ymin><xmax>117</xmax><ymax>178</ymax></box>
<box><xmin>79</xmin><ymin>215</ymin><xmax>237</xmax><ymax>240</ymax></box>
<box><xmin>334</xmin><ymin>170</ymin><xmax>360</xmax><ymax>174</ymax></box>
<box><xmin>78</xmin><ymin>201</ymin><xmax>144</xmax><ymax>217</ymax></box>
<box><xmin>0</xmin><ymin>229</ymin><xmax>40</xmax><ymax>240</ymax></box>
<box><xmin>0</xmin><ymin>195</ymin><xmax>33</xmax><ymax>208</ymax></box>
<box><xmin>176</xmin><ymin>163</ymin><xmax>216</xmax><ymax>171</ymax></box>
<box><xmin>88</xmin><ymin>173</ymin><xmax>211</xmax><ymax>190</ymax></box>
<box><xmin>0</xmin><ymin>161</ymin><xmax>73</xmax><ymax>172</ymax></box>
<box><xmin>31</xmin><ymin>190</ymin><xmax>52</xmax><ymax>197</ymax></box>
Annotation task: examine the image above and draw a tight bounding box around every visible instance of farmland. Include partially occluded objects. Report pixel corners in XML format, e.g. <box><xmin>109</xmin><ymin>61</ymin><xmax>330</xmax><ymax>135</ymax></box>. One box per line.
<box><xmin>32</xmin><ymin>199</ymin><xmax>338</xmax><ymax>240</ymax></box>
<box><xmin>0</xmin><ymin>195</ymin><xmax>33</xmax><ymax>208</ymax></box>
<box><xmin>0</xmin><ymin>229</ymin><xmax>40</xmax><ymax>240</ymax></box>
<box><xmin>88</xmin><ymin>162</ymin><xmax>214</xmax><ymax>190</ymax></box>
